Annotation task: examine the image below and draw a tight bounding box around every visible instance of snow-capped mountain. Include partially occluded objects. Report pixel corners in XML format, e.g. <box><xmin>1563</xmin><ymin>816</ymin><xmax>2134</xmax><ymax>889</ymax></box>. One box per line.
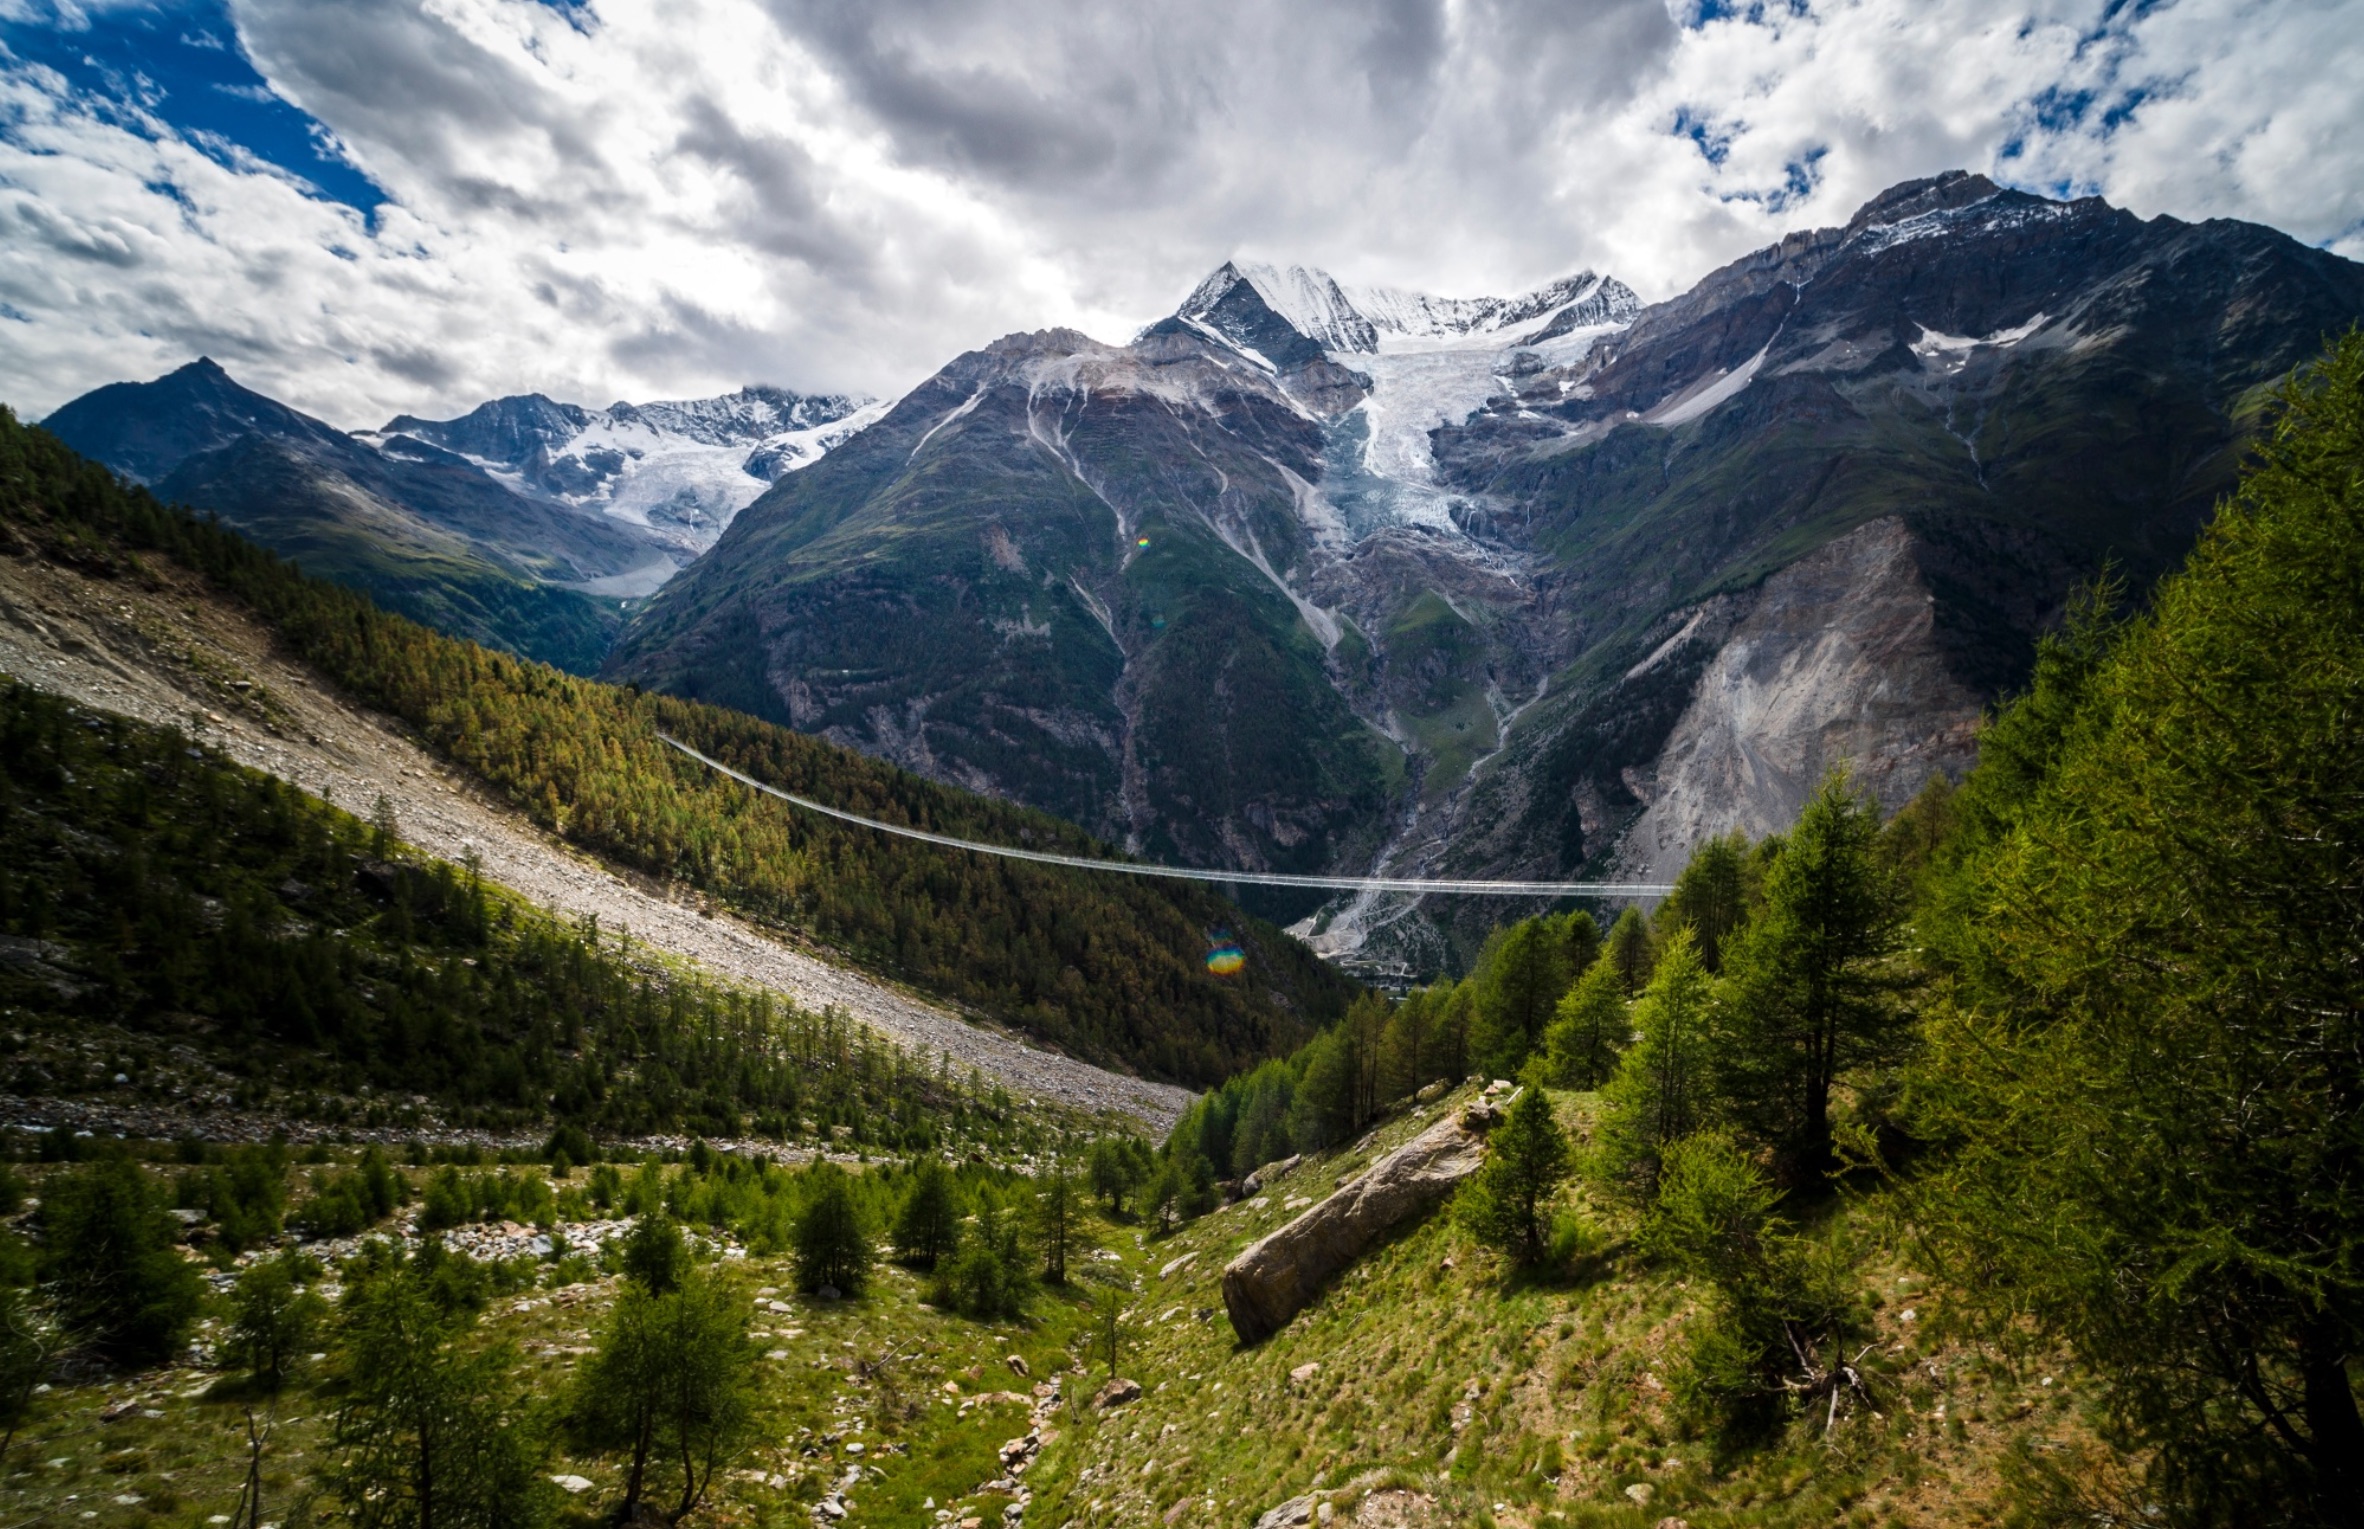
<box><xmin>1181</xmin><ymin>260</ymin><xmax>1640</xmax><ymax>357</ymax></box>
<box><xmin>378</xmin><ymin>386</ymin><xmax>885</xmax><ymax>556</ymax></box>
<box><xmin>1162</xmin><ymin>260</ymin><xmax>1643</xmax><ymax>538</ymax></box>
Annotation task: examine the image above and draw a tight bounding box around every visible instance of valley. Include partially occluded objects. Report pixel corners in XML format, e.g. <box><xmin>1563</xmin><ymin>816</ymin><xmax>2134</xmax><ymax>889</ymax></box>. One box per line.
<box><xmin>0</xmin><ymin>544</ymin><xmax>1190</xmax><ymax>1130</ymax></box>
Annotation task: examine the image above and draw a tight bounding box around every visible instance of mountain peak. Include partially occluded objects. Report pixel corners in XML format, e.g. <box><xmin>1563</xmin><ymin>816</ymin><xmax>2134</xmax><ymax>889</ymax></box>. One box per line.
<box><xmin>1843</xmin><ymin>170</ymin><xmax>2003</xmax><ymax>235</ymax></box>
<box><xmin>43</xmin><ymin>357</ymin><xmax>341</xmax><ymax>484</ymax></box>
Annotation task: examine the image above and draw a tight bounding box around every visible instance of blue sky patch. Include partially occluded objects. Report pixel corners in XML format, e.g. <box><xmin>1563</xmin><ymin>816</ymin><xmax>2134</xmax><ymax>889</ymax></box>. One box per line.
<box><xmin>0</xmin><ymin>0</ymin><xmax>385</xmax><ymax>215</ymax></box>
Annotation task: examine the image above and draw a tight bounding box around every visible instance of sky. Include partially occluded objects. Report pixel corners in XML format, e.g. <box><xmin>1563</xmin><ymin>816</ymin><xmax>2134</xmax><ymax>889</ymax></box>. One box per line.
<box><xmin>2</xmin><ymin>0</ymin><xmax>2360</xmax><ymax>429</ymax></box>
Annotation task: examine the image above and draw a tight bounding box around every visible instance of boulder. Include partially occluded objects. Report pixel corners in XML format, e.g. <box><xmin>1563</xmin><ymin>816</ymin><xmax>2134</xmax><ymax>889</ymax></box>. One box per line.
<box><xmin>1253</xmin><ymin>1497</ymin><xmax>1316</xmax><ymax>1529</ymax></box>
<box><xmin>1222</xmin><ymin>1106</ymin><xmax>1494</xmax><ymax>1342</ymax></box>
<box><xmin>1091</xmin><ymin>1377</ymin><xmax>1142</xmax><ymax>1410</ymax></box>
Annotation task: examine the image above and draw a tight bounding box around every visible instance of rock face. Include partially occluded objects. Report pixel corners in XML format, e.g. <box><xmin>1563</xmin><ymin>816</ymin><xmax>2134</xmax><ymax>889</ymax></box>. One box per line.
<box><xmin>1222</xmin><ymin>1107</ymin><xmax>1491</xmax><ymax>1342</ymax></box>
<box><xmin>1617</xmin><ymin>517</ymin><xmax>1983</xmax><ymax>881</ymax></box>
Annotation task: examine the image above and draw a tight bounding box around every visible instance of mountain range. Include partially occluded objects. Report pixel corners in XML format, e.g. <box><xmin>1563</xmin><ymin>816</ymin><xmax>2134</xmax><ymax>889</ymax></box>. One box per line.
<box><xmin>40</xmin><ymin>171</ymin><xmax>2364</xmax><ymax>977</ymax></box>
<box><xmin>40</xmin><ymin>361</ymin><xmax>873</xmax><ymax>672</ymax></box>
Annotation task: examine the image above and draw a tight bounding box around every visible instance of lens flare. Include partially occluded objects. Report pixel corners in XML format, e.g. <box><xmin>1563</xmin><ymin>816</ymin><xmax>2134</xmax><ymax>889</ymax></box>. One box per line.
<box><xmin>1136</xmin><ymin>536</ymin><xmax>1152</xmax><ymax>548</ymax></box>
<box><xmin>1205</xmin><ymin>941</ymin><xmax>1245</xmax><ymax>975</ymax></box>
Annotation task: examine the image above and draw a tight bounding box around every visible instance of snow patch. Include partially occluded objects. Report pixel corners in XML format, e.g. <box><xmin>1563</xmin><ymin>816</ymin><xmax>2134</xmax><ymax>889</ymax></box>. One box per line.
<box><xmin>1910</xmin><ymin>312</ymin><xmax>2049</xmax><ymax>360</ymax></box>
<box><xmin>1646</xmin><ymin>344</ymin><xmax>1769</xmax><ymax>428</ymax></box>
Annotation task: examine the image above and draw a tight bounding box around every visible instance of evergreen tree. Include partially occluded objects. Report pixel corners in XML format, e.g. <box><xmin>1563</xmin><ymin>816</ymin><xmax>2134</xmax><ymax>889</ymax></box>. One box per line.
<box><xmin>1031</xmin><ymin>1162</ymin><xmax>1078</xmax><ymax>1285</ymax></box>
<box><xmin>329</xmin><ymin>1256</ymin><xmax>549</xmax><ymax>1529</ymax></box>
<box><xmin>1084</xmin><ymin>1138</ymin><xmax>1151</xmax><ymax>1217</ymax></box>
<box><xmin>791</xmin><ymin>1166</ymin><xmax>869</xmax><ymax>1296</ymax></box>
<box><xmin>227</xmin><ymin>1255</ymin><xmax>327</xmax><ymax>1391</ymax></box>
<box><xmin>1286</xmin><ymin>1028</ymin><xmax>1357</xmax><ymax>1152</ymax></box>
<box><xmin>569</xmin><ymin>1269</ymin><xmax>757</xmax><ymax>1525</ymax></box>
<box><xmin>39</xmin><ymin>1157</ymin><xmax>203</xmax><ymax>1367</ymax></box>
<box><xmin>1590</xmin><ymin>928</ymin><xmax>1715</xmax><ymax>1206</ymax></box>
<box><xmin>1715</xmin><ymin>770</ymin><xmax>1895</xmax><ymax>1184</ymax></box>
<box><xmin>1468</xmin><ymin>917</ymin><xmax>1573</xmax><ymax>1079</ymax></box>
<box><xmin>892</xmin><ymin>1161</ymin><xmax>961</xmax><ymax>1268</ymax></box>
<box><xmin>621</xmin><ymin>1212</ymin><xmax>690</xmax><ymax>1295</ymax></box>
<box><xmin>1535</xmin><ymin>956</ymin><xmax>1629</xmax><ymax>1089</ymax></box>
<box><xmin>1660</xmin><ymin>832</ymin><xmax>1752</xmax><ymax>972</ymax></box>
<box><xmin>1377</xmin><ymin>987</ymin><xmax>1437</xmax><ymax>1103</ymax></box>
<box><xmin>1909</xmin><ymin>333</ymin><xmax>2364</xmax><ymax>1524</ymax></box>
<box><xmin>1457</xmin><ymin>1089</ymin><xmax>1570</xmax><ymax>1266</ymax></box>
<box><xmin>933</xmin><ymin>1199</ymin><xmax>1029</xmax><ymax>1319</ymax></box>
<box><xmin>1603</xmin><ymin>907</ymin><xmax>1658</xmax><ymax>996</ymax></box>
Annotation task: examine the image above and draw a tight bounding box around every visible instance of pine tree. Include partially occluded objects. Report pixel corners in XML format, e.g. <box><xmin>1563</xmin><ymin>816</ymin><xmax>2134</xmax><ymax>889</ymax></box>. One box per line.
<box><xmin>1661</xmin><ymin>832</ymin><xmax>1751</xmax><ymax>972</ymax></box>
<box><xmin>1602</xmin><ymin>906</ymin><xmax>1657</xmax><ymax>995</ymax></box>
<box><xmin>1909</xmin><ymin>332</ymin><xmax>2364</xmax><ymax>1523</ymax></box>
<box><xmin>1458</xmin><ymin>1088</ymin><xmax>1570</xmax><ymax>1266</ymax></box>
<box><xmin>1536</xmin><ymin>956</ymin><xmax>1628</xmax><ymax>1089</ymax></box>
<box><xmin>569</xmin><ymin>1269</ymin><xmax>757</xmax><ymax>1525</ymax></box>
<box><xmin>1590</xmin><ymin>928</ymin><xmax>1714</xmax><ymax>1207</ymax></box>
<box><xmin>892</xmin><ymin>1161</ymin><xmax>961</xmax><ymax>1268</ymax></box>
<box><xmin>39</xmin><ymin>1156</ymin><xmax>203</xmax><ymax>1367</ymax></box>
<box><xmin>1715</xmin><ymin>770</ymin><xmax>1895</xmax><ymax>1185</ymax></box>
<box><xmin>1468</xmin><ymin>917</ymin><xmax>1573</xmax><ymax>1079</ymax></box>
<box><xmin>1031</xmin><ymin>1162</ymin><xmax>1078</xmax><ymax>1285</ymax></box>
<box><xmin>329</xmin><ymin>1256</ymin><xmax>549</xmax><ymax>1529</ymax></box>
<box><xmin>791</xmin><ymin>1167</ymin><xmax>869</xmax><ymax>1296</ymax></box>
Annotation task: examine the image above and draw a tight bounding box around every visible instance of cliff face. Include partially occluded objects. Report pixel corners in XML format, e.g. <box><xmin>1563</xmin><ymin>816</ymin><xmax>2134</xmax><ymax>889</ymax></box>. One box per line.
<box><xmin>1616</xmin><ymin>518</ymin><xmax>1982</xmax><ymax>882</ymax></box>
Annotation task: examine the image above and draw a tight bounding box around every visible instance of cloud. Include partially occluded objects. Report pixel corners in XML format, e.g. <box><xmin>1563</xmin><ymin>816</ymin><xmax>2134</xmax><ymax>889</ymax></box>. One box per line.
<box><xmin>0</xmin><ymin>0</ymin><xmax>2356</xmax><ymax>427</ymax></box>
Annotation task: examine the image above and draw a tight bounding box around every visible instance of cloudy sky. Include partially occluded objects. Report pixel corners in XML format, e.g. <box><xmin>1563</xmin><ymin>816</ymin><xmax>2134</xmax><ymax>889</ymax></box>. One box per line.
<box><xmin>2</xmin><ymin>0</ymin><xmax>2359</xmax><ymax>428</ymax></box>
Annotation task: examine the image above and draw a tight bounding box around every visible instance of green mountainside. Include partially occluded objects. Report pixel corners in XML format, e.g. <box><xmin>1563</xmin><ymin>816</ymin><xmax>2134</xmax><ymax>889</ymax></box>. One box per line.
<box><xmin>604</xmin><ymin>330</ymin><xmax>1399</xmax><ymax>922</ymax></box>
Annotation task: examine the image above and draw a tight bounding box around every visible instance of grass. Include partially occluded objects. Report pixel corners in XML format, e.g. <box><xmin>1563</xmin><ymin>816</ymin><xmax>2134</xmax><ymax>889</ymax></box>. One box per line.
<box><xmin>0</xmin><ymin>1088</ymin><xmax>2104</xmax><ymax>1529</ymax></box>
<box><xmin>1018</xmin><ymin>1086</ymin><xmax>2100</xmax><ymax>1529</ymax></box>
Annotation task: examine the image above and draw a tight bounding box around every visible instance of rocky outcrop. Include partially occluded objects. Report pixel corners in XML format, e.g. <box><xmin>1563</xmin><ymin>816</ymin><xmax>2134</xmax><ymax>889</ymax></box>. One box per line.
<box><xmin>1221</xmin><ymin>1102</ymin><xmax>1496</xmax><ymax>1342</ymax></box>
<box><xmin>1616</xmin><ymin>517</ymin><xmax>1983</xmax><ymax>882</ymax></box>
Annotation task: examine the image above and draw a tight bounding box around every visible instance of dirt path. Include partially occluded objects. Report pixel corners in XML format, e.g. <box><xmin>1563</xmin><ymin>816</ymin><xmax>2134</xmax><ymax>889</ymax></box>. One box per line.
<box><xmin>0</xmin><ymin>551</ymin><xmax>1192</xmax><ymax>1130</ymax></box>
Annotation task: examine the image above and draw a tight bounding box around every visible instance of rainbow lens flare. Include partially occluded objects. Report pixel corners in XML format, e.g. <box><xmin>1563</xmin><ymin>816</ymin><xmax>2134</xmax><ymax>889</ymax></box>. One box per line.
<box><xmin>1136</xmin><ymin>536</ymin><xmax>1152</xmax><ymax>548</ymax></box>
<box><xmin>1205</xmin><ymin>940</ymin><xmax>1246</xmax><ymax>975</ymax></box>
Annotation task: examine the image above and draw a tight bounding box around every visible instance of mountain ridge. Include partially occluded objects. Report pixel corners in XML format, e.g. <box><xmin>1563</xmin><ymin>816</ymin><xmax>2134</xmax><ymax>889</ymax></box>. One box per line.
<box><xmin>603</xmin><ymin>171</ymin><xmax>2364</xmax><ymax>976</ymax></box>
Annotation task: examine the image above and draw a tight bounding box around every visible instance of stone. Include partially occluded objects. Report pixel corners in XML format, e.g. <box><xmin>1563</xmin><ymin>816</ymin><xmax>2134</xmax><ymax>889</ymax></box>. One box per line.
<box><xmin>1221</xmin><ymin>1109</ymin><xmax>1492</xmax><ymax>1342</ymax></box>
<box><xmin>1006</xmin><ymin>1354</ymin><xmax>1030</xmax><ymax>1378</ymax></box>
<box><xmin>1625</xmin><ymin>1482</ymin><xmax>1655</xmax><ymax>1506</ymax></box>
<box><xmin>1091</xmin><ymin>1377</ymin><xmax>1142</xmax><ymax>1410</ymax></box>
<box><xmin>549</xmin><ymin>1475</ymin><xmax>593</xmax><ymax>1495</ymax></box>
<box><xmin>1289</xmin><ymin>1363</ymin><xmax>1320</xmax><ymax>1384</ymax></box>
<box><xmin>1656</xmin><ymin>1519</ymin><xmax>1693</xmax><ymax>1529</ymax></box>
<box><xmin>1253</xmin><ymin>1496</ymin><xmax>1316</xmax><ymax>1529</ymax></box>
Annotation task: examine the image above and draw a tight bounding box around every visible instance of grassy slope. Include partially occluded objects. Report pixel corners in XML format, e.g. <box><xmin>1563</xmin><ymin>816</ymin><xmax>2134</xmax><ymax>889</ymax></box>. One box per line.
<box><xmin>1025</xmin><ymin>1086</ymin><xmax>2089</xmax><ymax>1529</ymax></box>
<box><xmin>0</xmin><ymin>1157</ymin><xmax>1147</xmax><ymax>1529</ymax></box>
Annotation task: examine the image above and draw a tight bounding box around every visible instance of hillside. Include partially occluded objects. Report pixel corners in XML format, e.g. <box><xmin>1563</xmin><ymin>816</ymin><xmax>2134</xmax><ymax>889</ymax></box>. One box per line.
<box><xmin>0</xmin><ymin>409</ymin><xmax>1360</xmax><ymax>1095</ymax></box>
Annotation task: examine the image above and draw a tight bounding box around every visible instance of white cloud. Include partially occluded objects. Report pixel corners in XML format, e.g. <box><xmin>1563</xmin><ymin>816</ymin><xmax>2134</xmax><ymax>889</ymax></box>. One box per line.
<box><xmin>0</xmin><ymin>0</ymin><xmax>2357</xmax><ymax>426</ymax></box>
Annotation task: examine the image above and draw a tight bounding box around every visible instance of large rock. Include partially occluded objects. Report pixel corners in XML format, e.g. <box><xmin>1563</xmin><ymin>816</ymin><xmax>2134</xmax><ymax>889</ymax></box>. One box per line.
<box><xmin>1221</xmin><ymin>1105</ymin><xmax>1493</xmax><ymax>1342</ymax></box>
